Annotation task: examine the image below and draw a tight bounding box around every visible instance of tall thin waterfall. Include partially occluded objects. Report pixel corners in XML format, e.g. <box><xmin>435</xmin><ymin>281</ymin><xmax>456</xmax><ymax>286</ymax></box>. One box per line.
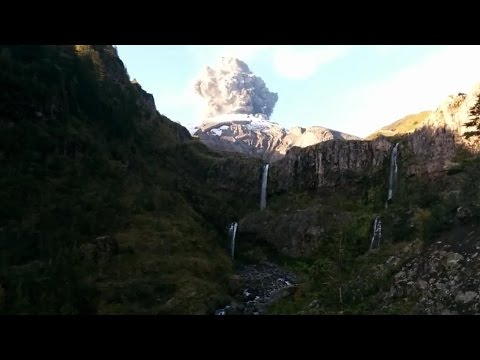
<box><xmin>229</xmin><ymin>222</ymin><xmax>238</xmax><ymax>259</ymax></box>
<box><xmin>260</xmin><ymin>164</ymin><xmax>269</xmax><ymax>210</ymax></box>
<box><xmin>385</xmin><ymin>143</ymin><xmax>400</xmax><ymax>208</ymax></box>
<box><xmin>370</xmin><ymin>216</ymin><xmax>382</xmax><ymax>250</ymax></box>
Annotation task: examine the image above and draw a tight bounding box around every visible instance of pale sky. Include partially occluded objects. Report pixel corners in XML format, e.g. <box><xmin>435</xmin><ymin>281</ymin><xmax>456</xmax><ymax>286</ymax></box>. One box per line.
<box><xmin>116</xmin><ymin>45</ymin><xmax>480</xmax><ymax>138</ymax></box>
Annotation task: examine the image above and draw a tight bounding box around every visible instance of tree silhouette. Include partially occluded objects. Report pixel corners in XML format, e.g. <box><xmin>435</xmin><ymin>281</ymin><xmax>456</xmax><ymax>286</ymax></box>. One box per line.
<box><xmin>464</xmin><ymin>94</ymin><xmax>480</xmax><ymax>139</ymax></box>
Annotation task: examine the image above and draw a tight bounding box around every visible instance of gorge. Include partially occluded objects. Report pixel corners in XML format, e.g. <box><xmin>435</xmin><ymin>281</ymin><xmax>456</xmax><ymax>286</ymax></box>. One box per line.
<box><xmin>1</xmin><ymin>45</ymin><xmax>480</xmax><ymax>315</ymax></box>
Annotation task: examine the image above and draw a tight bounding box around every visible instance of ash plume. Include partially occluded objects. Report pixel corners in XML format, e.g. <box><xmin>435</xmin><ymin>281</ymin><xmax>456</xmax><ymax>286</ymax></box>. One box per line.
<box><xmin>194</xmin><ymin>57</ymin><xmax>278</xmax><ymax>119</ymax></box>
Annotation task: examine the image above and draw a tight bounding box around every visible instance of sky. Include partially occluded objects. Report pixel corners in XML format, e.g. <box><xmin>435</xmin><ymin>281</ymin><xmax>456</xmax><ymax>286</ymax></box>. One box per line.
<box><xmin>116</xmin><ymin>45</ymin><xmax>480</xmax><ymax>138</ymax></box>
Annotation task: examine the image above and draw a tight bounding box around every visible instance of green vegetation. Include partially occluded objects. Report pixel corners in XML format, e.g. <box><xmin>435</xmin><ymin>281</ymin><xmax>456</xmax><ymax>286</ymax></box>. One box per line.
<box><xmin>268</xmin><ymin>138</ymin><xmax>480</xmax><ymax>314</ymax></box>
<box><xmin>0</xmin><ymin>45</ymin><xmax>259</xmax><ymax>314</ymax></box>
<box><xmin>2</xmin><ymin>45</ymin><xmax>479</xmax><ymax>315</ymax></box>
<box><xmin>465</xmin><ymin>93</ymin><xmax>480</xmax><ymax>138</ymax></box>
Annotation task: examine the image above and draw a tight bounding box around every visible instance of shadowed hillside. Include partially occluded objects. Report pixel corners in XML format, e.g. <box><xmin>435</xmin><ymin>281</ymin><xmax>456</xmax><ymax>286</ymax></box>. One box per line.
<box><xmin>0</xmin><ymin>45</ymin><xmax>262</xmax><ymax>314</ymax></box>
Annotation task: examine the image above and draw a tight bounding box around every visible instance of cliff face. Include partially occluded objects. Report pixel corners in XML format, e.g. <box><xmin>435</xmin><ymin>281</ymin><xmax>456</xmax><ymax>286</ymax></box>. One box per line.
<box><xmin>268</xmin><ymin>84</ymin><xmax>480</xmax><ymax>195</ymax></box>
<box><xmin>270</xmin><ymin>138</ymin><xmax>392</xmax><ymax>192</ymax></box>
<box><xmin>193</xmin><ymin>114</ymin><xmax>360</xmax><ymax>162</ymax></box>
<box><xmin>402</xmin><ymin>126</ymin><xmax>458</xmax><ymax>177</ymax></box>
<box><xmin>423</xmin><ymin>86</ymin><xmax>479</xmax><ymax>138</ymax></box>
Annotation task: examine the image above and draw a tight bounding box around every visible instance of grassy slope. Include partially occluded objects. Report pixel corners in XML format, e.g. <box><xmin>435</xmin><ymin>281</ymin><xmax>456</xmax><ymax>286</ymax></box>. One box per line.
<box><xmin>366</xmin><ymin>111</ymin><xmax>432</xmax><ymax>140</ymax></box>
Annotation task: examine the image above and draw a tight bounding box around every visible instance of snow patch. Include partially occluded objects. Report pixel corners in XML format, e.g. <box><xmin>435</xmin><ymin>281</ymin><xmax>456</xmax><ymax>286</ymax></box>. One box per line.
<box><xmin>246</xmin><ymin>117</ymin><xmax>276</xmax><ymax>131</ymax></box>
<box><xmin>210</xmin><ymin>128</ymin><xmax>223</xmax><ymax>136</ymax></box>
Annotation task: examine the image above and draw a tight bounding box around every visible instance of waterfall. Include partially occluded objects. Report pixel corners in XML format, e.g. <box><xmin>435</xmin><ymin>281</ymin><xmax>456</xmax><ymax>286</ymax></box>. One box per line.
<box><xmin>229</xmin><ymin>222</ymin><xmax>238</xmax><ymax>259</ymax></box>
<box><xmin>260</xmin><ymin>164</ymin><xmax>269</xmax><ymax>210</ymax></box>
<box><xmin>370</xmin><ymin>216</ymin><xmax>382</xmax><ymax>250</ymax></box>
<box><xmin>385</xmin><ymin>143</ymin><xmax>400</xmax><ymax>208</ymax></box>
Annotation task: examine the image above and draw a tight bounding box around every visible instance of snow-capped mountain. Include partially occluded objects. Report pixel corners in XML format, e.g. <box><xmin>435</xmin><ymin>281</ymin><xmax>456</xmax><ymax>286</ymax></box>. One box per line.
<box><xmin>191</xmin><ymin>114</ymin><xmax>361</xmax><ymax>162</ymax></box>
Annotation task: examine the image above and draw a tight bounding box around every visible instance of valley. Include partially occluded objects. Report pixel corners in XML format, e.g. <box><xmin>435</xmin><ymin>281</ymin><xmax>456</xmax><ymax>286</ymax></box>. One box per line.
<box><xmin>1</xmin><ymin>45</ymin><xmax>480</xmax><ymax>315</ymax></box>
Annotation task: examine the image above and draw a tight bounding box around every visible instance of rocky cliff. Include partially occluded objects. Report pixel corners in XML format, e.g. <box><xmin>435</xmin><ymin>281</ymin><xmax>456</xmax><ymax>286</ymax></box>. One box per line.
<box><xmin>193</xmin><ymin>114</ymin><xmax>360</xmax><ymax>162</ymax></box>
<box><xmin>270</xmin><ymin>137</ymin><xmax>392</xmax><ymax>192</ymax></box>
<box><xmin>266</xmin><ymin>83</ymin><xmax>480</xmax><ymax>196</ymax></box>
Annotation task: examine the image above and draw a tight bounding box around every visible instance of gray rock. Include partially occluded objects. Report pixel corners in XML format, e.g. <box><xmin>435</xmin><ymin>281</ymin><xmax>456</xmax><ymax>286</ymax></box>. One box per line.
<box><xmin>455</xmin><ymin>291</ymin><xmax>477</xmax><ymax>304</ymax></box>
<box><xmin>231</xmin><ymin>301</ymin><xmax>245</xmax><ymax>312</ymax></box>
<box><xmin>270</xmin><ymin>286</ymin><xmax>296</xmax><ymax>301</ymax></box>
<box><xmin>418</xmin><ymin>280</ymin><xmax>428</xmax><ymax>290</ymax></box>
<box><xmin>444</xmin><ymin>252</ymin><xmax>464</xmax><ymax>270</ymax></box>
<box><xmin>255</xmin><ymin>302</ymin><xmax>267</xmax><ymax>313</ymax></box>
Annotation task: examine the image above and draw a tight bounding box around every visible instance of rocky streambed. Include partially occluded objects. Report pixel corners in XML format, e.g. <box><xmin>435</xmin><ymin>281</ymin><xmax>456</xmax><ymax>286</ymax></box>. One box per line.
<box><xmin>215</xmin><ymin>261</ymin><xmax>299</xmax><ymax>315</ymax></box>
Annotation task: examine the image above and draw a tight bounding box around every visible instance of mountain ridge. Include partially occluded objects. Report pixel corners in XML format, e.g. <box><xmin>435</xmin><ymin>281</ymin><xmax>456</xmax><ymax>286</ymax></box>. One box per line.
<box><xmin>193</xmin><ymin>114</ymin><xmax>361</xmax><ymax>162</ymax></box>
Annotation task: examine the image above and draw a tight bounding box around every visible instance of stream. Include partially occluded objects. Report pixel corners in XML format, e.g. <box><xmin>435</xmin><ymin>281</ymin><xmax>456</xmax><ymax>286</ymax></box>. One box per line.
<box><xmin>215</xmin><ymin>261</ymin><xmax>299</xmax><ymax>315</ymax></box>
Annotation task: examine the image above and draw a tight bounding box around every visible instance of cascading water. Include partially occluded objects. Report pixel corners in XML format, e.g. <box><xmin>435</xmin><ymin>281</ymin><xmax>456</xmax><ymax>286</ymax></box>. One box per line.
<box><xmin>260</xmin><ymin>164</ymin><xmax>269</xmax><ymax>210</ymax></box>
<box><xmin>229</xmin><ymin>222</ymin><xmax>238</xmax><ymax>259</ymax></box>
<box><xmin>370</xmin><ymin>216</ymin><xmax>382</xmax><ymax>250</ymax></box>
<box><xmin>385</xmin><ymin>143</ymin><xmax>400</xmax><ymax>208</ymax></box>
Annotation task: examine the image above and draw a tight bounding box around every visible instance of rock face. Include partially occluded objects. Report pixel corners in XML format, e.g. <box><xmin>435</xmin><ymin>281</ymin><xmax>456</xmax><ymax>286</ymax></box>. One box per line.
<box><xmin>193</xmin><ymin>114</ymin><xmax>360</xmax><ymax>162</ymax></box>
<box><xmin>240</xmin><ymin>206</ymin><xmax>326</xmax><ymax>258</ymax></box>
<box><xmin>401</xmin><ymin>126</ymin><xmax>458</xmax><ymax>178</ymax></box>
<box><xmin>131</xmin><ymin>80</ymin><xmax>191</xmax><ymax>142</ymax></box>
<box><xmin>270</xmin><ymin>137</ymin><xmax>392</xmax><ymax>192</ymax></box>
<box><xmin>205</xmin><ymin>152</ymin><xmax>264</xmax><ymax>197</ymax></box>
<box><xmin>423</xmin><ymin>86</ymin><xmax>479</xmax><ymax>139</ymax></box>
<box><xmin>267</xmin><ymin>83</ymin><xmax>480</xmax><ymax>193</ymax></box>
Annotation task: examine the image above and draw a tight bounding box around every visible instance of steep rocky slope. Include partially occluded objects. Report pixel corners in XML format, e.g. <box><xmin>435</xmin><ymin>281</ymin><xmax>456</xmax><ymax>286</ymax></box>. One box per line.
<box><xmin>193</xmin><ymin>114</ymin><xmax>360</xmax><ymax>162</ymax></box>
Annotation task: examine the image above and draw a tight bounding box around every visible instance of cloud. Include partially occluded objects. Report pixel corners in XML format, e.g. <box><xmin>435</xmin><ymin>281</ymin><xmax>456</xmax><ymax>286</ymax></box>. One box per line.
<box><xmin>193</xmin><ymin>57</ymin><xmax>278</xmax><ymax>118</ymax></box>
<box><xmin>272</xmin><ymin>45</ymin><xmax>351</xmax><ymax>80</ymax></box>
<box><xmin>341</xmin><ymin>45</ymin><xmax>480</xmax><ymax>138</ymax></box>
